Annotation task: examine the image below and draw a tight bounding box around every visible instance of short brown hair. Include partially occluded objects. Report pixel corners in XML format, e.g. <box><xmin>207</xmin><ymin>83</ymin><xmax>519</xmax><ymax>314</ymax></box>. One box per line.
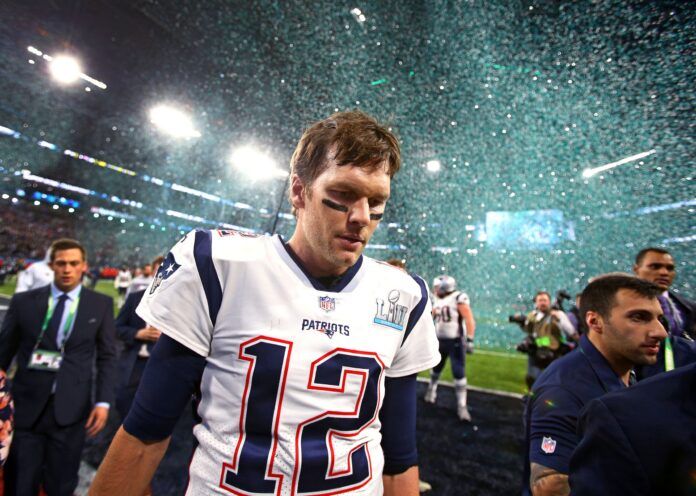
<box><xmin>50</xmin><ymin>238</ymin><xmax>86</xmax><ymax>262</ymax></box>
<box><xmin>385</xmin><ymin>258</ymin><xmax>405</xmax><ymax>269</ymax></box>
<box><xmin>289</xmin><ymin>111</ymin><xmax>401</xmax><ymax>209</ymax></box>
<box><xmin>580</xmin><ymin>274</ymin><xmax>661</xmax><ymax>321</ymax></box>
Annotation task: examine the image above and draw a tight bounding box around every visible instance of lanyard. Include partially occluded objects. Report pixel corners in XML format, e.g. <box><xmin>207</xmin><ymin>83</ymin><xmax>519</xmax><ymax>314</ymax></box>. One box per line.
<box><xmin>664</xmin><ymin>337</ymin><xmax>674</xmax><ymax>372</ymax></box>
<box><xmin>34</xmin><ymin>292</ymin><xmax>81</xmax><ymax>353</ymax></box>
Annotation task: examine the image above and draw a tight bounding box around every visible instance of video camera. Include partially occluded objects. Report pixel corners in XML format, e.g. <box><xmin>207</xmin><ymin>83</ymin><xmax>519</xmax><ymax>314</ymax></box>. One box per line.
<box><xmin>509</xmin><ymin>288</ymin><xmax>573</xmax><ymax>365</ymax></box>
<box><xmin>552</xmin><ymin>289</ymin><xmax>572</xmax><ymax>311</ymax></box>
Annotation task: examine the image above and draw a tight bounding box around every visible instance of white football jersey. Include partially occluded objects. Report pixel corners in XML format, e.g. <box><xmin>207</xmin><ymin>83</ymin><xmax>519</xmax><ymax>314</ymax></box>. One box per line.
<box><xmin>432</xmin><ymin>291</ymin><xmax>470</xmax><ymax>340</ymax></box>
<box><xmin>137</xmin><ymin>229</ymin><xmax>439</xmax><ymax>496</ymax></box>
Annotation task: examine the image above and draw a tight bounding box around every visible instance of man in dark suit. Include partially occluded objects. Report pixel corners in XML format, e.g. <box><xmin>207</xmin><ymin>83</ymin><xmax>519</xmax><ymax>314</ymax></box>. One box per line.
<box><xmin>115</xmin><ymin>289</ymin><xmax>161</xmax><ymax>419</ymax></box>
<box><xmin>569</xmin><ymin>362</ymin><xmax>696</xmax><ymax>495</ymax></box>
<box><xmin>633</xmin><ymin>247</ymin><xmax>696</xmax><ymax>379</ymax></box>
<box><xmin>114</xmin><ymin>256</ymin><xmax>163</xmax><ymax>420</ymax></box>
<box><xmin>0</xmin><ymin>238</ymin><xmax>118</xmax><ymax>496</ymax></box>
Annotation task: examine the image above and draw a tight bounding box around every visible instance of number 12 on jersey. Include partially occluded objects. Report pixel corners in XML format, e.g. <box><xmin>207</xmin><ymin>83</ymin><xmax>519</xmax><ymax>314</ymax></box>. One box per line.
<box><xmin>220</xmin><ymin>336</ymin><xmax>385</xmax><ymax>495</ymax></box>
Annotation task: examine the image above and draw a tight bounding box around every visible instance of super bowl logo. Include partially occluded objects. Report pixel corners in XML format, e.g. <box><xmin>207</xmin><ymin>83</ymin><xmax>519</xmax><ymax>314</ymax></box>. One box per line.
<box><xmin>373</xmin><ymin>290</ymin><xmax>408</xmax><ymax>331</ymax></box>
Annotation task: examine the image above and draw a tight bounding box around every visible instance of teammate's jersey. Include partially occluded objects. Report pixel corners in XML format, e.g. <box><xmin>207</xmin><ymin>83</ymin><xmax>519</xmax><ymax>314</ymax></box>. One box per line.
<box><xmin>432</xmin><ymin>291</ymin><xmax>470</xmax><ymax>340</ymax></box>
<box><xmin>137</xmin><ymin>229</ymin><xmax>439</xmax><ymax>496</ymax></box>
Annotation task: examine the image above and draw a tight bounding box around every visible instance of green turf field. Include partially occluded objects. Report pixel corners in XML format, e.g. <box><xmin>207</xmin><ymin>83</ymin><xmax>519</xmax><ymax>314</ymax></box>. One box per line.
<box><xmin>417</xmin><ymin>352</ymin><xmax>527</xmax><ymax>395</ymax></box>
<box><xmin>0</xmin><ymin>277</ymin><xmax>528</xmax><ymax>394</ymax></box>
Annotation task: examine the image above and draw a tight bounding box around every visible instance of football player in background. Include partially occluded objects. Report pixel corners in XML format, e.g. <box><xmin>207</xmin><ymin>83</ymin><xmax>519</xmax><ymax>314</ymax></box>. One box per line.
<box><xmin>425</xmin><ymin>275</ymin><xmax>476</xmax><ymax>421</ymax></box>
<box><xmin>90</xmin><ymin>111</ymin><xmax>440</xmax><ymax>496</ymax></box>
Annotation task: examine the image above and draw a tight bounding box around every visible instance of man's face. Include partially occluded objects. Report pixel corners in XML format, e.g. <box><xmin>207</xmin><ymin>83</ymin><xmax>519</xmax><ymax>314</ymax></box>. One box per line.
<box><xmin>599</xmin><ymin>289</ymin><xmax>667</xmax><ymax>366</ymax></box>
<box><xmin>291</xmin><ymin>157</ymin><xmax>390</xmax><ymax>277</ymax></box>
<box><xmin>535</xmin><ymin>294</ymin><xmax>551</xmax><ymax>312</ymax></box>
<box><xmin>143</xmin><ymin>265</ymin><xmax>153</xmax><ymax>277</ymax></box>
<box><xmin>49</xmin><ymin>248</ymin><xmax>87</xmax><ymax>292</ymax></box>
<box><xmin>633</xmin><ymin>251</ymin><xmax>675</xmax><ymax>291</ymax></box>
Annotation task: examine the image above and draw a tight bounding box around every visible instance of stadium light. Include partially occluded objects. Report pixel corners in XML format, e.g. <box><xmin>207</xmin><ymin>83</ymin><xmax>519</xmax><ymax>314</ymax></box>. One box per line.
<box><xmin>148</xmin><ymin>104</ymin><xmax>201</xmax><ymax>139</ymax></box>
<box><xmin>28</xmin><ymin>46</ymin><xmax>107</xmax><ymax>89</ymax></box>
<box><xmin>426</xmin><ymin>160</ymin><xmax>441</xmax><ymax>172</ymax></box>
<box><xmin>49</xmin><ymin>55</ymin><xmax>82</xmax><ymax>85</ymax></box>
<box><xmin>229</xmin><ymin>145</ymin><xmax>286</xmax><ymax>180</ymax></box>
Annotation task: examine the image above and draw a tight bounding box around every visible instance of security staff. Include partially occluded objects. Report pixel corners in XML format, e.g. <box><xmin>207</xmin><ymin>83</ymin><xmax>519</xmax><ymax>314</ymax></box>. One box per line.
<box><xmin>0</xmin><ymin>238</ymin><xmax>118</xmax><ymax>496</ymax></box>
<box><xmin>523</xmin><ymin>274</ymin><xmax>666</xmax><ymax>496</ymax></box>
<box><xmin>570</xmin><ymin>363</ymin><xmax>696</xmax><ymax>495</ymax></box>
<box><xmin>633</xmin><ymin>247</ymin><xmax>696</xmax><ymax>379</ymax></box>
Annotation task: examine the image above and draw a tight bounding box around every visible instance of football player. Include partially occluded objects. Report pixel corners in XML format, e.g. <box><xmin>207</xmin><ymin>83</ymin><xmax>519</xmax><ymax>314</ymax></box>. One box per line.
<box><xmin>90</xmin><ymin>111</ymin><xmax>440</xmax><ymax>496</ymax></box>
<box><xmin>425</xmin><ymin>275</ymin><xmax>476</xmax><ymax>421</ymax></box>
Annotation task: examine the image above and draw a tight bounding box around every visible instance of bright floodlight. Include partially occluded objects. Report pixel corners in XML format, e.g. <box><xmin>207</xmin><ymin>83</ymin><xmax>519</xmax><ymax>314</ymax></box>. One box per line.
<box><xmin>230</xmin><ymin>145</ymin><xmax>285</xmax><ymax>180</ymax></box>
<box><xmin>149</xmin><ymin>105</ymin><xmax>201</xmax><ymax>139</ymax></box>
<box><xmin>49</xmin><ymin>55</ymin><xmax>82</xmax><ymax>84</ymax></box>
<box><xmin>426</xmin><ymin>160</ymin><xmax>441</xmax><ymax>172</ymax></box>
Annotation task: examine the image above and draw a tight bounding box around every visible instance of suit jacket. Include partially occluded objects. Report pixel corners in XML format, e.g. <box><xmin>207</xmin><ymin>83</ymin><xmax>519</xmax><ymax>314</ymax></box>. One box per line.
<box><xmin>0</xmin><ymin>285</ymin><xmax>117</xmax><ymax>428</ymax></box>
<box><xmin>670</xmin><ymin>291</ymin><xmax>696</xmax><ymax>340</ymax></box>
<box><xmin>115</xmin><ymin>289</ymin><xmax>148</xmax><ymax>390</ymax></box>
<box><xmin>569</xmin><ymin>363</ymin><xmax>696</xmax><ymax>495</ymax></box>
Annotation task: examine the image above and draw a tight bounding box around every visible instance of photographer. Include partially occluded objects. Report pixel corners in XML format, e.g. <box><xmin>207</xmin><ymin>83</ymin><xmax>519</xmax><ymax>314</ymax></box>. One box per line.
<box><xmin>514</xmin><ymin>291</ymin><xmax>577</xmax><ymax>389</ymax></box>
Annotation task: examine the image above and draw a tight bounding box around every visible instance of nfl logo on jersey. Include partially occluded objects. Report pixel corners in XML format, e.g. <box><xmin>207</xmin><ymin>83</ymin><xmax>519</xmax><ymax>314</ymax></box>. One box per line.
<box><xmin>541</xmin><ymin>436</ymin><xmax>557</xmax><ymax>454</ymax></box>
<box><xmin>318</xmin><ymin>296</ymin><xmax>335</xmax><ymax>312</ymax></box>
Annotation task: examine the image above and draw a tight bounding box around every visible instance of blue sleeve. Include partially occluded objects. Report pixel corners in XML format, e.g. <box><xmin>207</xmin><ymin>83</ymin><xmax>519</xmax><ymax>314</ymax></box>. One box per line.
<box><xmin>379</xmin><ymin>374</ymin><xmax>418</xmax><ymax>474</ymax></box>
<box><xmin>115</xmin><ymin>291</ymin><xmax>142</xmax><ymax>347</ymax></box>
<box><xmin>569</xmin><ymin>398</ymin><xmax>646</xmax><ymax>494</ymax></box>
<box><xmin>123</xmin><ymin>334</ymin><xmax>206</xmax><ymax>441</ymax></box>
<box><xmin>528</xmin><ymin>386</ymin><xmax>583</xmax><ymax>474</ymax></box>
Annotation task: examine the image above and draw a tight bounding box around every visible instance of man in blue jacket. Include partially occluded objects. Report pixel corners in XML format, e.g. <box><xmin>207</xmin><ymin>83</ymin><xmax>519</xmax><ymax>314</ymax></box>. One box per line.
<box><xmin>114</xmin><ymin>256</ymin><xmax>163</xmax><ymax>419</ymax></box>
<box><xmin>523</xmin><ymin>274</ymin><xmax>666</xmax><ymax>496</ymax></box>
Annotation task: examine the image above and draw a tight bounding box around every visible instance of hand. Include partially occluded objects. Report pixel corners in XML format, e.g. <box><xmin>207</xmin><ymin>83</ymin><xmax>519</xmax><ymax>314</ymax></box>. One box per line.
<box><xmin>85</xmin><ymin>405</ymin><xmax>109</xmax><ymax>437</ymax></box>
<box><xmin>466</xmin><ymin>337</ymin><xmax>474</xmax><ymax>354</ymax></box>
<box><xmin>135</xmin><ymin>326</ymin><xmax>161</xmax><ymax>342</ymax></box>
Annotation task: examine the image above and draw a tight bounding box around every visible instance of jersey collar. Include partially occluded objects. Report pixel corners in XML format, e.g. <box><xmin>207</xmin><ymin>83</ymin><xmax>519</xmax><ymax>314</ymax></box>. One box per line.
<box><xmin>275</xmin><ymin>235</ymin><xmax>363</xmax><ymax>293</ymax></box>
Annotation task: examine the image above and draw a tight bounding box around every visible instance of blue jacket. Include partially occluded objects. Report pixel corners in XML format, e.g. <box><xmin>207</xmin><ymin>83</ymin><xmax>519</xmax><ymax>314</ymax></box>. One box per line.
<box><xmin>115</xmin><ymin>290</ymin><xmax>148</xmax><ymax>391</ymax></box>
<box><xmin>522</xmin><ymin>335</ymin><xmax>626</xmax><ymax>493</ymax></box>
<box><xmin>570</xmin><ymin>363</ymin><xmax>696</xmax><ymax>495</ymax></box>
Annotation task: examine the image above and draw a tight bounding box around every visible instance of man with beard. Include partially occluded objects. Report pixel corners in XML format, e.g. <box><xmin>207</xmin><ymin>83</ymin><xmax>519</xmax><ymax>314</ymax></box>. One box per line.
<box><xmin>523</xmin><ymin>274</ymin><xmax>666</xmax><ymax>496</ymax></box>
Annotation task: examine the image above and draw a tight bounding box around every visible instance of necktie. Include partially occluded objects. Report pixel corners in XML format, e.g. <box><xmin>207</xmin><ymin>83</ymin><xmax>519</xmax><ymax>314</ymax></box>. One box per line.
<box><xmin>46</xmin><ymin>294</ymin><xmax>68</xmax><ymax>348</ymax></box>
<box><xmin>658</xmin><ymin>295</ymin><xmax>677</xmax><ymax>335</ymax></box>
